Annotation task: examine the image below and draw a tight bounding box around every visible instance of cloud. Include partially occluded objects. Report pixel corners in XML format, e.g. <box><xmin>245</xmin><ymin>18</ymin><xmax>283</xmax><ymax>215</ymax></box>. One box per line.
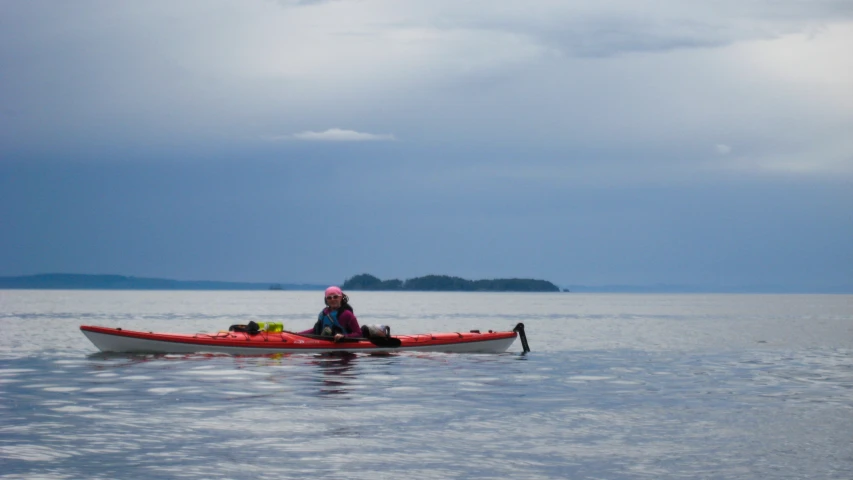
<box><xmin>376</xmin><ymin>0</ymin><xmax>853</xmax><ymax>58</ymax></box>
<box><xmin>275</xmin><ymin>0</ymin><xmax>336</xmax><ymax>6</ymax></box>
<box><xmin>1</xmin><ymin>1</ymin><xmax>851</xmax><ymax>181</ymax></box>
<box><xmin>716</xmin><ymin>144</ymin><xmax>732</xmax><ymax>155</ymax></box>
<box><xmin>284</xmin><ymin>128</ymin><xmax>396</xmax><ymax>142</ymax></box>
<box><xmin>714</xmin><ymin>151</ymin><xmax>853</xmax><ymax>176</ymax></box>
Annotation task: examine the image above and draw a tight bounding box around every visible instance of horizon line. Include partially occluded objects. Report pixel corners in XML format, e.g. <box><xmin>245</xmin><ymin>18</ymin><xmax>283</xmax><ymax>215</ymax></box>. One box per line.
<box><xmin>0</xmin><ymin>273</ymin><xmax>850</xmax><ymax>294</ymax></box>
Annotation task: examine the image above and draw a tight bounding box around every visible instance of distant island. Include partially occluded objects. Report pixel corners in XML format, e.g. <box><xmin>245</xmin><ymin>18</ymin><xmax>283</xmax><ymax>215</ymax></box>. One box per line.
<box><xmin>342</xmin><ymin>273</ymin><xmax>561</xmax><ymax>292</ymax></box>
<box><xmin>0</xmin><ymin>274</ymin><xmax>324</xmax><ymax>291</ymax></box>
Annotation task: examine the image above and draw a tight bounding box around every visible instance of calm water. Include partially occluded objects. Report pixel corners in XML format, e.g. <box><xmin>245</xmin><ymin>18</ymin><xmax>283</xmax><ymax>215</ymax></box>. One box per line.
<box><xmin>1</xmin><ymin>291</ymin><xmax>851</xmax><ymax>479</ymax></box>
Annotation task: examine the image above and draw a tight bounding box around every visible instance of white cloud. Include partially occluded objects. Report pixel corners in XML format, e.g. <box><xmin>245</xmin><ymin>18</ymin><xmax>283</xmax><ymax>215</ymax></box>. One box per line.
<box><xmin>716</xmin><ymin>144</ymin><xmax>732</xmax><ymax>155</ymax></box>
<box><xmin>707</xmin><ymin>134</ymin><xmax>853</xmax><ymax>176</ymax></box>
<box><xmin>287</xmin><ymin>128</ymin><xmax>396</xmax><ymax>142</ymax></box>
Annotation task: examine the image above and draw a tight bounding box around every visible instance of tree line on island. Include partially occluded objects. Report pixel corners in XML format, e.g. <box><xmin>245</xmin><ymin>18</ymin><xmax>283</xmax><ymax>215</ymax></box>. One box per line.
<box><xmin>342</xmin><ymin>274</ymin><xmax>562</xmax><ymax>292</ymax></box>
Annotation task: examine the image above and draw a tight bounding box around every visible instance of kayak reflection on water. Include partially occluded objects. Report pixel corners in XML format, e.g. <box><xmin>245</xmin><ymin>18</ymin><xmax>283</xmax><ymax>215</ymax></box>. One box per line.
<box><xmin>311</xmin><ymin>353</ymin><xmax>358</xmax><ymax>396</ymax></box>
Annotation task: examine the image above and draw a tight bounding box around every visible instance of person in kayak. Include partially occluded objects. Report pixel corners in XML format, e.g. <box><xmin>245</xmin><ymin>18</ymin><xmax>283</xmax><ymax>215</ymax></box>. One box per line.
<box><xmin>300</xmin><ymin>286</ymin><xmax>361</xmax><ymax>342</ymax></box>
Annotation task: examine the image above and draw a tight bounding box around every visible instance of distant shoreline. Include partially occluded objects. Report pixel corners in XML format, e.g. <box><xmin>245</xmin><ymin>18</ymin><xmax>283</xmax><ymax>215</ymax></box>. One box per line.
<box><xmin>0</xmin><ymin>274</ymin><xmax>325</xmax><ymax>291</ymax></box>
<box><xmin>0</xmin><ymin>273</ymin><xmax>848</xmax><ymax>294</ymax></box>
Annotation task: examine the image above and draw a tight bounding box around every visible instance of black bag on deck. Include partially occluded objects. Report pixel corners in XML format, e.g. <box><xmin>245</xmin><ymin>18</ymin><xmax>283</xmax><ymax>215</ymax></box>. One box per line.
<box><xmin>229</xmin><ymin>321</ymin><xmax>261</xmax><ymax>334</ymax></box>
<box><xmin>361</xmin><ymin>324</ymin><xmax>391</xmax><ymax>338</ymax></box>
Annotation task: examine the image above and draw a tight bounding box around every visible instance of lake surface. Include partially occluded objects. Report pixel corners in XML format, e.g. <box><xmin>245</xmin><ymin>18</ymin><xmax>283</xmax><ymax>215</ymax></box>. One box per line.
<box><xmin>1</xmin><ymin>291</ymin><xmax>851</xmax><ymax>479</ymax></box>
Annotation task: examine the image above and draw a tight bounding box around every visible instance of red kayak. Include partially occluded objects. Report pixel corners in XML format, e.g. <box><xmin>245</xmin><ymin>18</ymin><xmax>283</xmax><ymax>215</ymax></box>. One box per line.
<box><xmin>80</xmin><ymin>324</ymin><xmax>530</xmax><ymax>355</ymax></box>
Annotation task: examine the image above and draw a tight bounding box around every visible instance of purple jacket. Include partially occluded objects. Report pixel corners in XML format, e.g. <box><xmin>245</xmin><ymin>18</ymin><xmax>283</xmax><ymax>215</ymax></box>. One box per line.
<box><xmin>299</xmin><ymin>308</ymin><xmax>361</xmax><ymax>338</ymax></box>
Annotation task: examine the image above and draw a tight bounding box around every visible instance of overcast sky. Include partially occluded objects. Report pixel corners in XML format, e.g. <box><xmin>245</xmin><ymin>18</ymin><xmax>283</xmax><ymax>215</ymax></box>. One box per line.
<box><xmin>1</xmin><ymin>0</ymin><xmax>851</xmax><ymax>290</ymax></box>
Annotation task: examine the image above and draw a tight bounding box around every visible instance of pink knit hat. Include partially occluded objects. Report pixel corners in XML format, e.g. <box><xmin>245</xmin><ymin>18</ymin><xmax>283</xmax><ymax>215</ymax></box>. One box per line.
<box><xmin>324</xmin><ymin>286</ymin><xmax>343</xmax><ymax>298</ymax></box>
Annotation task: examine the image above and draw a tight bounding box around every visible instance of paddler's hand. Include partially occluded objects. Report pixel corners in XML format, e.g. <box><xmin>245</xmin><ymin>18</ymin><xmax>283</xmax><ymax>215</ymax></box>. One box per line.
<box><xmin>334</xmin><ymin>333</ymin><xmax>344</xmax><ymax>343</ymax></box>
